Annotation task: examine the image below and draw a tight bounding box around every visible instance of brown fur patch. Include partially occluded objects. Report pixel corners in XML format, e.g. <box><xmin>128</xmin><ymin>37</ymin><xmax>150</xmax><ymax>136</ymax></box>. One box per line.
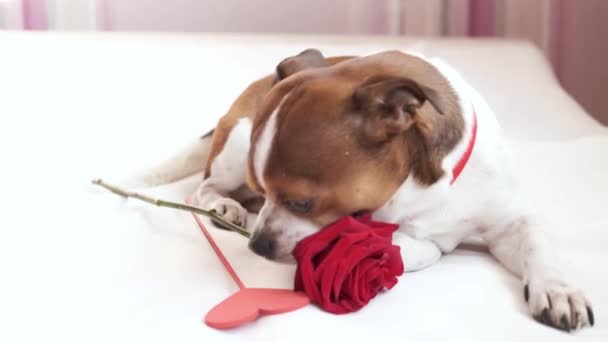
<box><xmin>249</xmin><ymin>50</ymin><xmax>464</xmax><ymax>220</ymax></box>
<box><xmin>203</xmin><ymin>75</ymin><xmax>275</xmax><ymax>179</ymax></box>
<box><xmin>246</xmin><ymin>56</ymin><xmax>354</xmax><ymax>192</ymax></box>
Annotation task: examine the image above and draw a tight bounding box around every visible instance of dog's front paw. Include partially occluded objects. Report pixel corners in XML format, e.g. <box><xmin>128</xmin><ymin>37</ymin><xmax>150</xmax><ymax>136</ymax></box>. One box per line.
<box><xmin>209</xmin><ymin>197</ymin><xmax>248</xmax><ymax>228</ymax></box>
<box><xmin>524</xmin><ymin>278</ymin><xmax>594</xmax><ymax>331</ymax></box>
<box><xmin>392</xmin><ymin>233</ymin><xmax>441</xmax><ymax>272</ymax></box>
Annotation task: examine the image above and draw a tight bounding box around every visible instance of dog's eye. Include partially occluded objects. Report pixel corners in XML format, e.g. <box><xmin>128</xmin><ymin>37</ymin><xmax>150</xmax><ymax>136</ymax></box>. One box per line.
<box><xmin>283</xmin><ymin>199</ymin><xmax>314</xmax><ymax>214</ymax></box>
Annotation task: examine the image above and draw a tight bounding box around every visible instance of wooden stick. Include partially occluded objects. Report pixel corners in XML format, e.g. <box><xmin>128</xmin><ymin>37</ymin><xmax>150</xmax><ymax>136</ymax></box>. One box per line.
<box><xmin>91</xmin><ymin>178</ymin><xmax>251</xmax><ymax>238</ymax></box>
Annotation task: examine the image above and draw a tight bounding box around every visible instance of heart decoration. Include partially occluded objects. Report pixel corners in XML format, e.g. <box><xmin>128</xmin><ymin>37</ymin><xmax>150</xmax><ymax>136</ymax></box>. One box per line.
<box><xmin>188</xmin><ymin>200</ymin><xmax>310</xmax><ymax>329</ymax></box>
<box><xmin>91</xmin><ymin>180</ymin><xmax>404</xmax><ymax>330</ymax></box>
<box><xmin>205</xmin><ymin>288</ymin><xmax>310</xmax><ymax>329</ymax></box>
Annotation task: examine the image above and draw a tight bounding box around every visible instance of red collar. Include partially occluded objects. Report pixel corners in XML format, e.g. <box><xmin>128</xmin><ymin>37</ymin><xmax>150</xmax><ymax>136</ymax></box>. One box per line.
<box><xmin>450</xmin><ymin>109</ymin><xmax>477</xmax><ymax>185</ymax></box>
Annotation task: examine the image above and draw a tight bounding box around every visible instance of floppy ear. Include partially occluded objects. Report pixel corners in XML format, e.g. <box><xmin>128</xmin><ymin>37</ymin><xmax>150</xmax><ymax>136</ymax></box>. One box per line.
<box><xmin>276</xmin><ymin>49</ymin><xmax>326</xmax><ymax>81</ymax></box>
<box><xmin>352</xmin><ymin>77</ymin><xmax>445</xmax><ymax>143</ymax></box>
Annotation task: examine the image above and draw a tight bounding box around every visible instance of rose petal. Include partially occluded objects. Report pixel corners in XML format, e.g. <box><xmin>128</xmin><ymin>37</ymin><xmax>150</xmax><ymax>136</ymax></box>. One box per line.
<box><xmin>333</xmin><ymin>243</ymin><xmax>383</xmax><ymax>312</ymax></box>
<box><xmin>338</xmin><ymin>271</ymin><xmax>358</xmax><ymax>313</ymax></box>
<box><xmin>382</xmin><ymin>271</ymin><xmax>399</xmax><ymax>289</ymax></box>
<box><xmin>384</xmin><ymin>245</ymin><xmax>405</xmax><ymax>276</ymax></box>
<box><xmin>331</xmin><ymin>235</ymin><xmax>383</xmax><ymax>298</ymax></box>
<box><xmin>362</xmin><ymin>265</ymin><xmax>382</xmax><ymax>289</ymax></box>
<box><xmin>294</xmin><ymin>258</ymin><xmax>322</xmax><ymax>303</ymax></box>
<box><xmin>293</xmin><ymin>227</ymin><xmax>339</xmax><ymax>261</ymax></box>
<box><xmin>361</xmin><ymin>215</ymin><xmax>400</xmax><ymax>238</ymax></box>
<box><xmin>316</xmin><ymin>233</ymin><xmax>366</xmax><ymax>305</ymax></box>
<box><xmin>293</xmin><ymin>215</ymin><xmax>367</xmax><ymax>260</ymax></box>
<box><xmin>325</xmin><ymin>232</ymin><xmax>375</xmax><ymax>303</ymax></box>
<box><xmin>355</xmin><ymin>258</ymin><xmax>381</xmax><ymax>302</ymax></box>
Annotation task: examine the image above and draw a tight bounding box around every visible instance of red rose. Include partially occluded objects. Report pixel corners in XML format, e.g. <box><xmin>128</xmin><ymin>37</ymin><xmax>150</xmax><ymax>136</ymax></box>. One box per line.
<box><xmin>293</xmin><ymin>213</ymin><xmax>405</xmax><ymax>314</ymax></box>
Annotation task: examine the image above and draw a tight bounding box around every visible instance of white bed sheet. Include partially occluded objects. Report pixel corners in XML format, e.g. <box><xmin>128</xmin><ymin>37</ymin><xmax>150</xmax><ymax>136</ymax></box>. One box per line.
<box><xmin>0</xmin><ymin>32</ymin><xmax>606</xmax><ymax>342</ymax></box>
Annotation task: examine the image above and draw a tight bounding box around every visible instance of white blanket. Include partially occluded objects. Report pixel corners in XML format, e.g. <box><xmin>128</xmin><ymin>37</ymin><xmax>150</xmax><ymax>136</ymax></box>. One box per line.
<box><xmin>0</xmin><ymin>32</ymin><xmax>606</xmax><ymax>342</ymax></box>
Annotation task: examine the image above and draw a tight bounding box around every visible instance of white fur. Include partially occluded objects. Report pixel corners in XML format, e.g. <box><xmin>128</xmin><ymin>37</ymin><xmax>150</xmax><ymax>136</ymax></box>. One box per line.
<box><xmin>253</xmin><ymin>98</ymin><xmax>284</xmax><ymax>189</ymax></box>
<box><xmin>193</xmin><ymin>118</ymin><xmax>252</xmax><ymax>227</ymax></box>
<box><xmin>122</xmin><ymin>137</ymin><xmax>212</xmax><ymax>188</ymax></box>
<box><xmin>392</xmin><ymin>232</ymin><xmax>441</xmax><ymax>272</ymax></box>
<box><xmin>207</xmin><ymin>118</ymin><xmax>252</xmax><ymax>190</ymax></box>
<box><xmin>374</xmin><ymin>56</ymin><xmax>511</xmax><ymax>254</ymax></box>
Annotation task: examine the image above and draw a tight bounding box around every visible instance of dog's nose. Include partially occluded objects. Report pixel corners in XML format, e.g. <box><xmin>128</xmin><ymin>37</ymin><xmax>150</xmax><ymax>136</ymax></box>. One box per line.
<box><xmin>248</xmin><ymin>232</ymin><xmax>276</xmax><ymax>259</ymax></box>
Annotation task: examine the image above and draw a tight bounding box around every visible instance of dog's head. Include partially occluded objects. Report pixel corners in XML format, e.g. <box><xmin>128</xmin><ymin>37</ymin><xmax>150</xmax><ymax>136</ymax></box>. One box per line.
<box><xmin>246</xmin><ymin>49</ymin><xmax>463</xmax><ymax>262</ymax></box>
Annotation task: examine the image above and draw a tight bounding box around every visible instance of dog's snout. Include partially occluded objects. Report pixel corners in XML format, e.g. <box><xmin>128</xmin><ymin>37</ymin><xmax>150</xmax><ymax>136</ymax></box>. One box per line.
<box><xmin>249</xmin><ymin>232</ymin><xmax>276</xmax><ymax>259</ymax></box>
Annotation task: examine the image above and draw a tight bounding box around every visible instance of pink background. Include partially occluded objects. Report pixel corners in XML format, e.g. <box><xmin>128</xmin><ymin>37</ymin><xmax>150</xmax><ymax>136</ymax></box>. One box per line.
<box><xmin>5</xmin><ymin>0</ymin><xmax>607</xmax><ymax>124</ymax></box>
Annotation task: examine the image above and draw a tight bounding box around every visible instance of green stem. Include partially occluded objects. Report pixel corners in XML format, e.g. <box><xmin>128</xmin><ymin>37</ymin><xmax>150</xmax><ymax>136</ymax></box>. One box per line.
<box><xmin>91</xmin><ymin>178</ymin><xmax>251</xmax><ymax>238</ymax></box>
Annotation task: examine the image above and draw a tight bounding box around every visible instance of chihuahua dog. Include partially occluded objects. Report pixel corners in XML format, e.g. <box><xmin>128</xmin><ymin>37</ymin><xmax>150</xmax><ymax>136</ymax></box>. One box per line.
<box><xmin>133</xmin><ymin>49</ymin><xmax>593</xmax><ymax>331</ymax></box>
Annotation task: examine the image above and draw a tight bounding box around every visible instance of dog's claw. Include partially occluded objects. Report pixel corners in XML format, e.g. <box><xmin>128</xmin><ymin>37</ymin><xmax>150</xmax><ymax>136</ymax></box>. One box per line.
<box><xmin>536</xmin><ymin>308</ymin><xmax>551</xmax><ymax>326</ymax></box>
<box><xmin>587</xmin><ymin>306</ymin><xmax>594</xmax><ymax>326</ymax></box>
<box><xmin>542</xmin><ymin>308</ymin><xmax>551</xmax><ymax>326</ymax></box>
<box><xmin>560</xmin><ymin>314</ymin><xmax>570</xmax><ymax>332</ymax></box>
<box><xmin>526</xmin><ymin>278</ymin><xmax>593</xmax><ymax>331</ymax></box>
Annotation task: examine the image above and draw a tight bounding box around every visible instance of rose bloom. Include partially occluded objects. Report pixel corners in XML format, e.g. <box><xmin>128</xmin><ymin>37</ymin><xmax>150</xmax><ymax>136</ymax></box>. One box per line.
<box><xmin>293</xmin><ymin>213</ymin><xmax>404</xmax><ymax>314</ymax></box>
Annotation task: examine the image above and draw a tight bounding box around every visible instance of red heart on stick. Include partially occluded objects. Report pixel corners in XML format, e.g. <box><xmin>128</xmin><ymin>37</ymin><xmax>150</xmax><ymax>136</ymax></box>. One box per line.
<box><xmin>205</xmin><ymin>288</ymin><xmax>310</xmax><ymax>329</ymax></box>
<box><xmin>188</xmin><ymin>201</ymin><xmax>310</xmax><ymax>329</ymax></box>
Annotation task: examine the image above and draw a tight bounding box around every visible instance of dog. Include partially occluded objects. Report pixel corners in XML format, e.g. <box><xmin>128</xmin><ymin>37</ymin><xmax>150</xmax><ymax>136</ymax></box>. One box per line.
<box><xmin>133</xmin><ymin>49</ymin><xmax>594</xmax><ymax>331</ymax></box>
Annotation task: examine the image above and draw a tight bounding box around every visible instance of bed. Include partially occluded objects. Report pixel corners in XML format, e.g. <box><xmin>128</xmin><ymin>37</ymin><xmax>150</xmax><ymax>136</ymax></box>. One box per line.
<box><xmin>1</xmin><ymin>32</ymin><xmax>606</xmax><ymax>341</ymax></box>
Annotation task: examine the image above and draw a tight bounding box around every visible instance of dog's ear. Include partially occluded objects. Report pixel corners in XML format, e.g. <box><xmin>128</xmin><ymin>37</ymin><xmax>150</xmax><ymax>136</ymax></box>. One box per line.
<box><xmin>276</xmin><ymin>49</ymin><xmax>326</xmax><ymax>81</ymax></box>
<box><xmin>352</xmin><ymin>77</ymin><xmax>445</xmax><ymax>143</ymax></box>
